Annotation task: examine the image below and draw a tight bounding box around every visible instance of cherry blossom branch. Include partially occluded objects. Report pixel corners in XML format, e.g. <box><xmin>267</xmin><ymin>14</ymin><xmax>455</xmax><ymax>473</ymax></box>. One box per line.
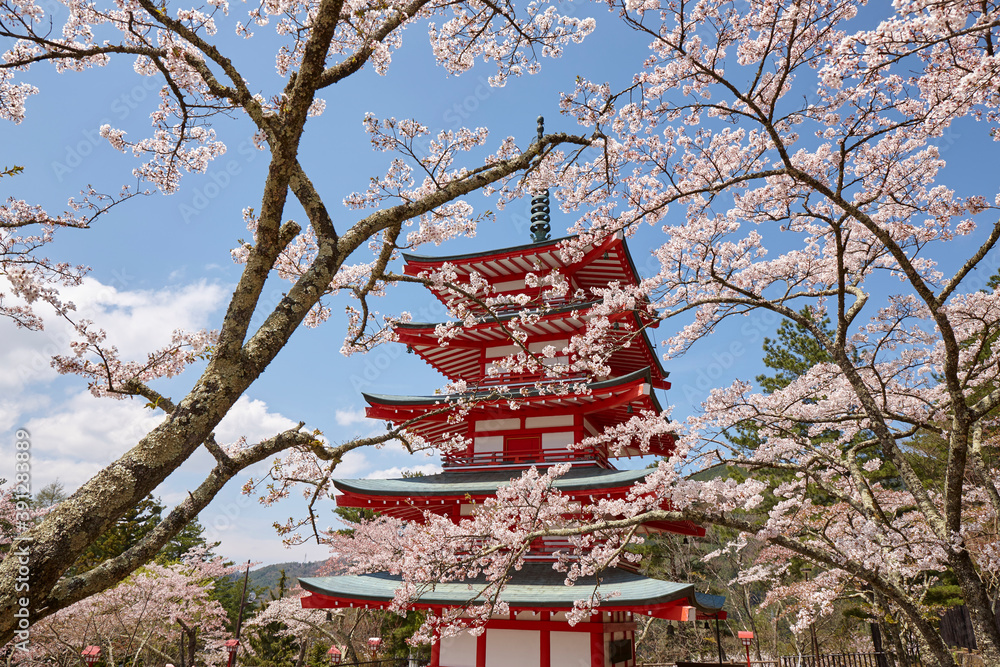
<box><xmin>37</xmin><ymin>425</ymin><xmax>317</xmax><ymax>621</ymax></box>
<box><xmin>315</xmin><ymin>0</ymin><xmax>430</xmax><ymax>89</ymax></box>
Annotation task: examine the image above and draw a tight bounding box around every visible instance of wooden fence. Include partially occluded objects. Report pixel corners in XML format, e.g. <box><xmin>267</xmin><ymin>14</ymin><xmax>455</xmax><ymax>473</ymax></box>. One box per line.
<box><xmin>640</xmin><ymin>653</ymin><xmax>888</xmax><ymax>667</ymax></box>
<box><xmin>778</xmin><ymin>654</ymin><xmax>889</xmax><ymax>667</ymax></box>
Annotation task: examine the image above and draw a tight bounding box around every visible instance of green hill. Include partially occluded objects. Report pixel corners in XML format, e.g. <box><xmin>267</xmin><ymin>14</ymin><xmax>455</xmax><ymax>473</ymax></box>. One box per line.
<box><xmin>228</xmin><ymin>560</ymin><xmax>329</xmax><ymax>598</ymax></box>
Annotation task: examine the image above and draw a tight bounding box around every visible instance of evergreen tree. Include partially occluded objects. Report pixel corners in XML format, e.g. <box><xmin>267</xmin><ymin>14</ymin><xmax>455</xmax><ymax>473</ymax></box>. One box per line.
<box><xmin>69</xmin><ymin>494</ymin><xmax>209</xmax><ymax>575</ymax></box>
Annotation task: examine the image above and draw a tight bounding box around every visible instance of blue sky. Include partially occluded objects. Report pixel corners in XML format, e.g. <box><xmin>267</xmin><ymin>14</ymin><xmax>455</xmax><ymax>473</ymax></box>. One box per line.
<box><xmin>2</xmin><ymin>1</ymin><xmax>999</xmax><ymax>567</ymax></box>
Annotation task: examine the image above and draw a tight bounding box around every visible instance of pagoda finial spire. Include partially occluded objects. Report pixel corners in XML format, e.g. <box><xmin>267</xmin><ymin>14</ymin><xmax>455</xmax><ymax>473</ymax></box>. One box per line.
<box><xmin>529</xmin><ymin>115</ymin><xmax>551</xmax><ymax>244</ymax></box>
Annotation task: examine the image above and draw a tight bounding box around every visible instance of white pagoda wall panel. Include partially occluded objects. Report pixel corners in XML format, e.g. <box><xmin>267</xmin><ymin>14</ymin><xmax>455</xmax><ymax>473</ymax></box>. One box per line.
<box><xmin>441</xmin><ymin>631</ymin><xmax>477</xmax><ymax>667</ymax></box>
<box><xmin>486</xmin><ymin>629</ymin><xmax>540</xmax><ymax>667</ymax></box>
<box><xmin>525</xmin><ymin>415</ymin><xmax>574</xmax><ymax>429</ymax></box>
<box><xmin>542</xmin><ymin>432</ymin><xmax>574</xmax><ymax>450</ymax></box>
<box><xmin>550</xmin><ymin>631</ymin><xmax>590</xmax><ymax>667</ymax></box>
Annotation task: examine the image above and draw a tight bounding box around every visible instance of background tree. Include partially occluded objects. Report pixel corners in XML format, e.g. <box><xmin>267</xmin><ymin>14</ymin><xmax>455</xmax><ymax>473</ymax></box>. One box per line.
<box><xmin>11</xmin><ymin>548</ymin><xmax>238</xmax><ymax>666</ymax></box>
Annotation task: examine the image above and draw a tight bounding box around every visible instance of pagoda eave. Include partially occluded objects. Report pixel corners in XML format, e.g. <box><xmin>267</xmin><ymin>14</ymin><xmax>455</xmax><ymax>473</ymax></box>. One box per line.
<box><xmin>395</xmin><ymin>309</ymin><xmax>669</xmax><ymax>389</ymax></box>
<box><xmin>402</xmin><ymin>234</ymin><xmax>655</xmax><ymax>314</ymax></box>
<box><xmin>299</xmin><ymin>565</ymin><xmax>726</xmax><ymax>620</ymax></box>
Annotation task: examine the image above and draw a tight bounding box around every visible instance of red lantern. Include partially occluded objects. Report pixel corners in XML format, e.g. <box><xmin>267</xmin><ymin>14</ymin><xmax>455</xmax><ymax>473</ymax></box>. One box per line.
<box><xmin>225</xmin><ymin>639</ymin><xmax>240</xmax><ymax>667</ymax></box>
<box><xmin>328</xmin><ymin>645</ymin><xmax>343</xmax><ymax>665</ymax></box>
<box><xmin>81</xmin><ymin>646</ymin><xmax>101</xmax><ymax>665</ymax></box>
<box><xmin>737</xmin><ymin>631</ymin><xmax>753</xmax><ymax>667</ymax></box>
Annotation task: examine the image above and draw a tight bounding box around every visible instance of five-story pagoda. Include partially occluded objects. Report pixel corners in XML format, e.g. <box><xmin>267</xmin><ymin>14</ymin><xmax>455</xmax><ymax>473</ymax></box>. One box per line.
<box><xmin>300</xmin><ymin>120</ymin><xmax>725</xmax><ymax>667</ymax></box>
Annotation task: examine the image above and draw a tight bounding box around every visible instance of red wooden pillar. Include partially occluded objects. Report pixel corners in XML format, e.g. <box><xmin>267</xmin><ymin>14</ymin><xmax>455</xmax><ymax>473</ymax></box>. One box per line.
<box><xmin>590</xmin><ymin>622</ymin><xmax>604</xmax><ymax>667</ymax></box>
<box><xmin>476</xmin><ymin>629</ymin><xmax>487</xmax><ymax>667</ymax></box>
<box><xmin>431</xmin><ymin>621</ymin><xmax>442</xmax><ymax>667</ymax></box>
<box><xmin>540</xmin><ymin>612</ymin><xmax>551</xmax><ymax>667</ymax></box>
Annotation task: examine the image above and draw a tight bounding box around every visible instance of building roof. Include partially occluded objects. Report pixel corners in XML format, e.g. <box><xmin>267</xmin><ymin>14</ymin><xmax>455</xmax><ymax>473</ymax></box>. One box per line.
<box><xmin>394</xmin><ymin>305</ymin><xmax>669</xmax><ymax>389</ymax></box>
<box><xmin>333</xmin><ymin>466</ymin><xmax>705</xmax><ymax>536</ymax></box>
<box><xmin>401</xmin><ymin>233</ymin><xmax>650</xmax><ymax>314</ymax></box>
<box><xmin>299</xmin><ymin>564</ymin><xmax>725</xmax><ymax>619</ymax></box>
<box><xmin>361</xmin><ymin>368</ymin><xmax>674</xmax><ymax>459</ymax></box>
<box><xmin>334</xmin><ymin>464</ymin><xmax>652</xmax><ymax>497</ymax></box>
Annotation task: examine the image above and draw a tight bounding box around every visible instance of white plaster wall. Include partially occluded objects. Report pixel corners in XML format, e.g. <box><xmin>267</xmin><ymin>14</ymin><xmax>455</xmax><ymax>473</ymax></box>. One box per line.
<box><xmin>475</xmin><ymin>436</ymin><xmax>504</xmax><ymax>453</ymax></box>
<box><xmin>528</xmin><ymin>339</ymin><xmax>568</xmax><ymax>353</ymax></box>
<box><xmin>550</xmin><ymin>632</ymin><xmax>590</xmax><ymax>667</ymax></box>
<box><xmin>542</xmin><ymin>432</ymin><xmax>575</xmax><ymax>450</ymax></box>
<box><xmin>486</xmin><ymin>345</ymin><xmax>521</xmax><ymax>358</ymax></box>
<box><xmin>486</xmin><ymin>629</ymin><xmax>539</xmax><ymax>667</ymax></box>
<box><xmin>441</xmin><ymin>631</ymin><xmax>478</xmax><ymax>667</ymax></box>
<box><xmin>475</xmin><ymin>419</ymin><xmax>520</xmax><ymax>432</ymax></box>
<box><xmin>526</xmin><ymin>415</ymin><xmax>574</xmax><ymax>429</ymax></box>
<box><xmin>494</xmin><ymin>279</ymin><xmax>526</xmax><ymax>292</ymax></box>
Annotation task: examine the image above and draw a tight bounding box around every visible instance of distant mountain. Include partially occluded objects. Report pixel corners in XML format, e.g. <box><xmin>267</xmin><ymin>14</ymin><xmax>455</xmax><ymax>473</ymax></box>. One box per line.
<box><xmin>230</xmin><ymin>560</ymin><xmax>329</xmax><ymax>597</ymax></box>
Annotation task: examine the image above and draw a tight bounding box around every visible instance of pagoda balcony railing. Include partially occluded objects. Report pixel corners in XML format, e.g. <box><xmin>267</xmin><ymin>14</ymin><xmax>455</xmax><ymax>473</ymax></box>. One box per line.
<box><xmin>526</xmin><ymin>537</ymin><xmax>576</xmax><ymax>558</ymax></box>
<box><xmin>455</xmin><ymin>293</ymin><xmax>581</xmax><ymax>318</ymax></box>
<box><xmin>491</xmin><ymin>294</ymin><xmax>577</xmax><ymax>315</ymax></box>
<box><xmin>476</xmin><ymin>370</ymin><xmax>590</xmax><ymax>389</ymax></box>
<box><xmin>441</xmin><ymin>445</ymin><xmax>609</xmax><ymax>469</ymax></box>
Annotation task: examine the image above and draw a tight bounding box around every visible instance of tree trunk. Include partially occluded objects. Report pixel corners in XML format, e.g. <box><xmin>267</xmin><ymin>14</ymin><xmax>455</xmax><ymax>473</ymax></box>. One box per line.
<box><xmin>880</xmin><ymin>597</ymin><xmax>909</xmax><ymax>667</ymax></box>
<box><xmin>188</xmin><ymin>625</ymin><xmax>198</xmax><ymax>667</ymax></box>
<box><xmin>950</xmin><ymin>548</ymin><xmax>1000</xmax><ymax>665</ymax></box>
<box><xmin>295</xmin><ymin>637</ymin><xmax>310</xmax><ymax>667</ymax></box>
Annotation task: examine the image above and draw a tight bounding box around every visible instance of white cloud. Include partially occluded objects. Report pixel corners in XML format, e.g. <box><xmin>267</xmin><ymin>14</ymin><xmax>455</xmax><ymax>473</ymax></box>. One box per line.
<box><xmin>334</xmin><ymin>407</ymin><xmax>367</xmax><ymax>426</ymax></box>
<box><xmin>59</xmin><ymin>277</ymin><xmax>227</xmax><ymax>358</ymax></box>
<box><xmin>215</xmin><ymin>396</ymin><xmax>299</xmax><ymax>445</ymax></box>
<box><xmin>0</xmin><ymin>277</ymin><xmax>227</xmax><ymax>391</ymax></box>
<box><xmin>207</xmin><ymin>530</ymin><xmax>330</xmax><ymax>568</ymax></box>
<box><xmin>0</xmin><ymin>388</ymin><xmax>299</xmax><ymax>498</ymax></box>
<box><xmin>367</xmin><ymin>463</ymin><xmax>441</xmax><ymax>479</ymax></box>
<box><xmin>333</xmin><ymin>450</ymin><xmax>370</xmax><ymax>478</ymax></box>
<box><xmin>23</xmin><ymin>391</ymin><xmax>165</xmax><ymax>463</ymax></box>
<box><xmin>0</xmin><ymin>393</ymin><xmax>50</xmax><ymax>434</ymax></box>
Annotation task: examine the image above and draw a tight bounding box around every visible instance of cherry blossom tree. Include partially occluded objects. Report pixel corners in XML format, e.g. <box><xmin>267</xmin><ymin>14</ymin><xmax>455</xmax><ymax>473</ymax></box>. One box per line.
<box><xmin>0</xmin><ymin>0</ymin><xmax>595</xmax><ymax>646</ymax></box>
<box><xmin>5</xmin><ymin>1</ymin><xmax>1000</xmax><ymax>666</ymax></box>
<box><xmin>314</xmin><ymin>2</ymin><xmax>1000</xmax><ymax>667</ymax></box>
<box><xmin>9</xmin><ymin>548</ymin><xmax>238</xmax><ymax>666</ymax></box>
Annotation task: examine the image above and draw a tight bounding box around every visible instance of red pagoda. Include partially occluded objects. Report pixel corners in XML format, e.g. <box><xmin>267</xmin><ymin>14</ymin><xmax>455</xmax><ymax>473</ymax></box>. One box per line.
<box><xmin>300</xmin><ymin>119</ymin><xmax>726</xmax><ymax>667</ymax></box>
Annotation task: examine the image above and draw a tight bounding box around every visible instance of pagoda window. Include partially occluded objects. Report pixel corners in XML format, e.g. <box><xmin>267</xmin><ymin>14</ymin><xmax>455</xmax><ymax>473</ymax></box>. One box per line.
<box><xmin>505</xmin><ymin>434</ymin><xmax>541</xmax><ymax>459</ymax></box>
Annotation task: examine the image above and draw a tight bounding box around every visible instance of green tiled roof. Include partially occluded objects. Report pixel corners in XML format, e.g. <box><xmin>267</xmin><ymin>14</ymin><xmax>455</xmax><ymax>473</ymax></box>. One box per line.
<box><xmin>362</xmin><ymin>367</ymin><xmax>656</xmax><ymax>407</ymax></box>
<box><xmin>300</xmin><ymin>564</ymin><xmax>725</xmax><ymax>612</ymax></box>
<box><xmin>334</xmin><ymin>466</ymin><xmax>653</xmax><ymax>497</ymax></box>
